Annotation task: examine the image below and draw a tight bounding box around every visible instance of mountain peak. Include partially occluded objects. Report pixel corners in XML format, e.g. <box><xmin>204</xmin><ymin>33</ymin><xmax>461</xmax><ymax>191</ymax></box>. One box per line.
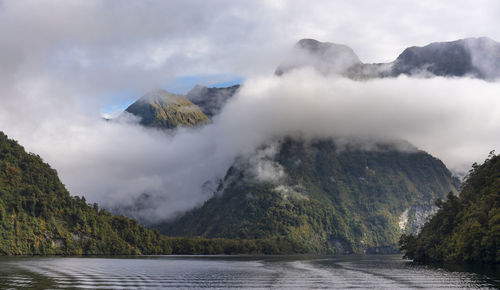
<box><xmin>295</xmin><ymin>38</ymin><xmax>357</xmax><ymax>55</ymax></box>
<box><xmin>125</xmin><ymin>89</ymin><xmax>210</xmax><ymax>129</ymax></box>
<box><xmin>276</xmin><ymin>39</ymin><xmax>361</xmax><ymax>76</ymax></box>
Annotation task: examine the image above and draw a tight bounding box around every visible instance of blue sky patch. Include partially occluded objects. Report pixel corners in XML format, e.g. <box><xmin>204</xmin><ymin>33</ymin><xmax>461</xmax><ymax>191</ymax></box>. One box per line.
<box><xmin>101</xmin><ymin>74</ymin><xmax>243</xmax><ymax>116</ymax></box>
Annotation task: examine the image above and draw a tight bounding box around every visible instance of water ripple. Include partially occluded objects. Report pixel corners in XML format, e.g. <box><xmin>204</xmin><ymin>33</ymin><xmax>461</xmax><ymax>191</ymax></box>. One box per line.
<box><xmin>0</xmin><ymin>255</ymin><xmax>497</xmax><ymax>289</ymax></box>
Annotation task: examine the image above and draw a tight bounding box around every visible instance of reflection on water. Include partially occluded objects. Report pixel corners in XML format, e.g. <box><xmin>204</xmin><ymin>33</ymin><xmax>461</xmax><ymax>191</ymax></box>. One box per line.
<box><xmin>0</xmin><ymin>255</ymin><xmax>498</xmax><ymax>289</ymax></box>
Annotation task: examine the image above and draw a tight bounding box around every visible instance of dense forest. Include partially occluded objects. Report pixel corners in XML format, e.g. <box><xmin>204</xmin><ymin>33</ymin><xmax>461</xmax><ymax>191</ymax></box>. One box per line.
<box><xmin>159</xmin><ymin>137</ymin><xmax>459</xmax><ymax>254</ymax></box>
<box><xmin>400</xmin><ymin>151</ymin><xmax>500</xmax><ymax>263</ymax></box>
<box><xmin>0</xmin><ymin>131</ymin><xmax>300</xmax><ymax>255</ymax></box>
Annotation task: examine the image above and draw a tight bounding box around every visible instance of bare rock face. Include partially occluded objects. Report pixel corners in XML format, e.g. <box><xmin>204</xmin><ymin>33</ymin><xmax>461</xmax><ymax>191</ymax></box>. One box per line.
<box><xmin>399</xmin><ymin>204</ymin><xmax>438</xmax><ymax>234</ymax></box>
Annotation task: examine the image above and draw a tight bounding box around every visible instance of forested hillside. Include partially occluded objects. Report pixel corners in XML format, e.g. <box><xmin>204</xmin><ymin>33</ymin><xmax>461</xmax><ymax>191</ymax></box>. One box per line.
<box><xmin>400</xmin><ymin>151</ymin><xmax>500</xmax><ymax>263</ymax></box>
<box><xmin>159</xmin><ymin>138</ymin><xmax>460</xmax><ymax>254</ymax></box>
<box><xmin>0</xmin><ymin>131</ymin><xmax>170</xmax><ymax>255</ymax></box>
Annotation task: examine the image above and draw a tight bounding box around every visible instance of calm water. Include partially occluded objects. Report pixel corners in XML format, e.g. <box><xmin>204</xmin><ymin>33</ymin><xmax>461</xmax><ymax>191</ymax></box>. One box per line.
<box><xmin>0</xmin><ymin>255</ymin><xmax>498</xmax><ymax>289</ymax></box>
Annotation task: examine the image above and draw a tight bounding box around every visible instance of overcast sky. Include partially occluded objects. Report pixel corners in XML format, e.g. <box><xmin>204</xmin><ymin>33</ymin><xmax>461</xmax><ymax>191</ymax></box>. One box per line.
<box><xmin>1</xmin><ymin>0</ymin><xmax>499</xmax><ymax>105</ymax></box>
<box><xmin>1</xmin><ymin>0</ymin><xmax>500</xmax><ymax>221</ymax></box>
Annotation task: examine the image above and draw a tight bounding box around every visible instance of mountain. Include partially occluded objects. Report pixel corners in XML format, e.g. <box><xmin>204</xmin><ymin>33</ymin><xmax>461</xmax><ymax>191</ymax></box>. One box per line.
<box><xmin>186</xmin><ymin>84</ymin><xmax>240</xmax><ymax>118</ymax></box>
<box><xmin>392</xmin><ymin>37</ymin><xmax>500</xmax><ymax>79</ymax></box>
<box><xmin>125</xmin><ymin>89</ymin><xmax>210</xmax><ymax>129</ymax></box>
<box><xmin>275</xmin><ymin>38</ymin><xmax>362</xmax><ymax>76</ymax></box>
<box><xmin>277</xmin><ymin>37</ymin><xmax>500</xmax><ymax>80</ymax></box>
<box><xmin>400</xmin><ymin>151</ymin><xmax>500</xmax><ymax>263</ymax></box>
<box><xmin>157</xmin><ymin>138</ymin><xmax>459</xmax><ymax>254</ymax></box>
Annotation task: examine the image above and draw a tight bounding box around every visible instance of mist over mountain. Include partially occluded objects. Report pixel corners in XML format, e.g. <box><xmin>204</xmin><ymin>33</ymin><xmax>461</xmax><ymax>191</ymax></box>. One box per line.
<box><xmin>148</xmin><ymin>37</ymin><xmax>493</xmax><ymax>254</ymax></box>
<box><xmin>275</xmin><ymin>39</ymin><xmax>362</xmax><ymax>76</ymax></box>
<box><xmin>277</xmin><ymin>37</ymin><xmax>500</xmax><ymax>80</ymax></box>
<box><xmin>104</xmin><ymin>50</ymin><xmax>500</xmax><ymax>224</ymax></box>
<box><xmin>3</xmin><ymin>34</ymin><xmax>500</xmax><ymax>230</ymax></box>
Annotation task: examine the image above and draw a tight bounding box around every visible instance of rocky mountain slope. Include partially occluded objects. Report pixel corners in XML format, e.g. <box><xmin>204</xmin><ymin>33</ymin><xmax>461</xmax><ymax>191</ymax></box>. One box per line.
<box><xmin>125</xmin><ymin>89</ymin><xmax>210</xmax><ymax>129</ymax></box>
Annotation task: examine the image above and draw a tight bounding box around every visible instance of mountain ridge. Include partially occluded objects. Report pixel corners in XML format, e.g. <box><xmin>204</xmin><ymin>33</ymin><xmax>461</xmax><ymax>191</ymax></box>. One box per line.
<box><xmin>277</xmin><ymin>37</ymin><xmax>500</xmax><ymax>80</ymax></box>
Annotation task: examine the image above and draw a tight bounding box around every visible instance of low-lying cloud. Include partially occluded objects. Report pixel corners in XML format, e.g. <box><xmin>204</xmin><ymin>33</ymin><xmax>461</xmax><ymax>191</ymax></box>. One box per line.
<box><xmin>3</xmin><ymin>68</ymin><xmax>500</xmax><ymax>222</ymax></box>
<box><xmin>1</xmin><ymin>0</ymin><xmax>500</xmax><ymax>223</ymax></box>
<box><xmin>218</xmin><ymin>70</ymin><xmax>500</xmax><ymax>175</ymax></box>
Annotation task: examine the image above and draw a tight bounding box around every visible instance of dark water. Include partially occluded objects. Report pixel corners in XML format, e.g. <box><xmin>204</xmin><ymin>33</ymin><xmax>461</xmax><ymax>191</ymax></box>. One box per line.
<box><xmin>0</xmin><ymin>255</ymin><xmax>498</xmax><ymax>289</ymax></box>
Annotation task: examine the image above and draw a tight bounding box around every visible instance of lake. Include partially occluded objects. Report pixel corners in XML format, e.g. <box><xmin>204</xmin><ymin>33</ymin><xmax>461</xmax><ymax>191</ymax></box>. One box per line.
<box><xmin>0</xmin><ymin>255</ymin><xmax>498</xmax><ymax>289</ymax></box>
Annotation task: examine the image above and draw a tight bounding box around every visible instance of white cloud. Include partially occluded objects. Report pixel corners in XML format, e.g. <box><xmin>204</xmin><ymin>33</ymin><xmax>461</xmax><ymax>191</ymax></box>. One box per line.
<box><xmin>4</xmin><ymin>69</ymin><xmax>500</xmax><ymax>223</ymax></box>
<box><xmin>0</xmin><ymin>0</ymin><xmax>500</xmax><ymax>221</ymax></box>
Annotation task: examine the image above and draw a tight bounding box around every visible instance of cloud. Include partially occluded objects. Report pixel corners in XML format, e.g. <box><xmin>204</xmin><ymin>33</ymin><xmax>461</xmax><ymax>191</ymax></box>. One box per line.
<box><xmin>215</xmin><ymin>70</ymin><xmax>500</xmax><ymax>174</ymax></box>
<box><xmin>2</xmin><ymin>0</ymin><xmax>500</xmax><ymax>101</ymax></box>
<box><xmin>1</xmin><ymin>0</ymin><xmax>500</xmax><ymax>222</ymax></box>
<box><xmin>4</xmin><ymin>69</ymin><xmax>500</xmax><ymax>223</ymax></box>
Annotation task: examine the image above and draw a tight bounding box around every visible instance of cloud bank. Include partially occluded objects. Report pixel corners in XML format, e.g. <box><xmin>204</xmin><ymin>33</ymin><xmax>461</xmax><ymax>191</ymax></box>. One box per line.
<box><xmin>5</xmin><ymin>69</ymin><xmax>500</xmax><ymax>222</ymax></box>
<box><xmin>1</xmin><ymin>0</ymin><xmax>500</xmax><ymax>221</ymax></box>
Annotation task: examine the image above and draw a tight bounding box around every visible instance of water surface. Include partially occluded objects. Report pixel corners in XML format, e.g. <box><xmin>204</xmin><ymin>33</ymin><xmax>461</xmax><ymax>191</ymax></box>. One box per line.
<box><xmin>0</xmin><ymin>255</ymin><xmax>498</xmax><ymax>289</ymax></box>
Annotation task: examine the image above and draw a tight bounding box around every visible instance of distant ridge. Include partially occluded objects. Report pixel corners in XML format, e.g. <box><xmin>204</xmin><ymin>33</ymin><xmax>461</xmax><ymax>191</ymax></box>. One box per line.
<box><xmin>277</xmin><ymin>37</ymin><xmax>500</xmax><ymax>80</ymax></box>
<box><xmin>275</xmin><ymin>39</ymin><xmax>362</xmax><ymax>76</ymax></box>
<box><xmin>392</xmin><ymin>37</ymin><xmax>500</xmax><ymax>79</ymax></box>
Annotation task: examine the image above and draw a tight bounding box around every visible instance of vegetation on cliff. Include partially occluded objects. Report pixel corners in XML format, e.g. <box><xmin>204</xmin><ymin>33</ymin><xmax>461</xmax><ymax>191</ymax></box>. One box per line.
<box><xmin>400</xmin><ymin>151</ymin><xmax>500</xmax><ymax>263</ymax></box>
